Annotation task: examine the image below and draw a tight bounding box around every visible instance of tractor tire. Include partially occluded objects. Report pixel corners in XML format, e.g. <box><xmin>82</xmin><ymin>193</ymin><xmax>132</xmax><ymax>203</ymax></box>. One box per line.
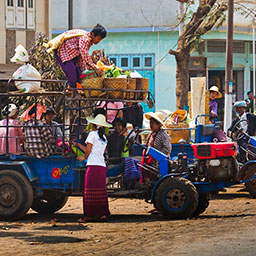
<box><xmin>0</xmin><ymin>170</ymin><xmax>33</xmax><ymax>221</ymax></box>
<box><xmin>155</xmin><ymin>177</ymin><xmax>198</xmax><ymax>219</ymax></box>
<box><xmin>244</xmin><ymin>166</ymin><xmax>256</xmax><ymax>198</ymax></box>
<box><xmin>192</xmin><ymin>193</ymin><xmax>210</xmax><ymax>217</ymax></box>
<box><xmin>31</xmin><ymin>192</ymin><xmax>68</xmax><ymax>214</ymax></box>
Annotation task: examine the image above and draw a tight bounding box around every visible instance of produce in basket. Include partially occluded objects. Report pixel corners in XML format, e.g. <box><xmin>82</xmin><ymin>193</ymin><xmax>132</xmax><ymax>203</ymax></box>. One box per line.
<box><xmin>96</xmin><ymin>61</ymin><xmax>114</xmax><ymax>72</ymax></box>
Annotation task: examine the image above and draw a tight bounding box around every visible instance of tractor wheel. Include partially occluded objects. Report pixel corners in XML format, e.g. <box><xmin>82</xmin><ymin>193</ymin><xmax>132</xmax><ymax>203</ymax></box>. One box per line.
<box><xmin>155</xmin><ymin>177</ymin><xmax>198</xmax><ymax>219</ymax></box>
<box><xmin>244</xmin><ymin>166</ymin><xmax>256</xmax><ymax>198</ymax></box>
<box><xmin>192</xmin><ymin>193</ymin><xmax>210</xmax><ymax>217</ymax></box>
<box><xmin>31</xmin><ymin>192</ymin><xmax>68</xmax><ymax>214</ymax></box>
<box><xmin>0</xmin><ymin>170</ymin><xmax>33</xmax><ymax>221</ymax></box>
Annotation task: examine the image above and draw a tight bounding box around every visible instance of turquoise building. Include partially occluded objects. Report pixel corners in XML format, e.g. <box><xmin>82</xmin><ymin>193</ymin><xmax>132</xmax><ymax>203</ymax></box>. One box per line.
<box><xmin>51</xmin><ymin>0</ymin><xmax>256</xmax><ymax>115</ymax></box>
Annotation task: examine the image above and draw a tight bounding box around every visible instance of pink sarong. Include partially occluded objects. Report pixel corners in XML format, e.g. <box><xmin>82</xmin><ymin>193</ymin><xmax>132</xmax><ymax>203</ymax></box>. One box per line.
<box><xmin>83</xmin><ymin>165</ymin><xmax>110</xmax><ymax>218</ymax></box>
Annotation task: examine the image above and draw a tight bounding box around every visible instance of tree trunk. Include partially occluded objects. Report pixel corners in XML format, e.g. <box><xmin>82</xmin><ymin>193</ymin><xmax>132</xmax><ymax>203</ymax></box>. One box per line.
<box><xmin>175</xmin><ymin>52</ymin><xmax>189</xmax><ymax>109</ymax></box>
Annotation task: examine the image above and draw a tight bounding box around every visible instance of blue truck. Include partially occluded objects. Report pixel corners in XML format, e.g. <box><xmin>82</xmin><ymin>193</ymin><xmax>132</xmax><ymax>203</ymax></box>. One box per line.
<box><xmin>0</xmin><ymin>79</ymin><xmax>256</xmax><ymax>221</ymax></box>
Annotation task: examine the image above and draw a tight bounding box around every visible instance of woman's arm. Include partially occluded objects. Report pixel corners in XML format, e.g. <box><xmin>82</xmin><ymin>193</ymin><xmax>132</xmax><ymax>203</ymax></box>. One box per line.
<box><xmin>73</xmin><ymin>142</ymin><xmax>87</xmax><ymax>153</ymax></box>
<box><xmin>78</xmin><ymin>143</ymin><xmax>92</xmax><ymax>161</ymax></box>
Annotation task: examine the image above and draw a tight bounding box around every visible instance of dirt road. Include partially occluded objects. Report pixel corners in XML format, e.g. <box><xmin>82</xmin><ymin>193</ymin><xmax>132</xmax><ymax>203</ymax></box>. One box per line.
<box><xmin>1</xmin><ymin>185</ymin><xmax>256</xmax><ymax>256</ymax></box>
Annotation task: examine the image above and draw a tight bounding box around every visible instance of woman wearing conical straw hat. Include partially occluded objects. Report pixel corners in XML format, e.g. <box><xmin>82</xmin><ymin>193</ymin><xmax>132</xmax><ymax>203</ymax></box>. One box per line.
<box><xmin>73</xmin><ymin>114</ymin><xmax>112</xmax><ymax>222</ymax></box>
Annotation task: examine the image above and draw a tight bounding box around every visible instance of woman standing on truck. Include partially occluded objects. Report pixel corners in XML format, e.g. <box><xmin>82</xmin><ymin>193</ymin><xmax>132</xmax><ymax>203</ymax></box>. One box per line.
<box><xmin>73</xmin><ymin>114</ymin><xmax>112</xmax><ymax>222</ymax></box>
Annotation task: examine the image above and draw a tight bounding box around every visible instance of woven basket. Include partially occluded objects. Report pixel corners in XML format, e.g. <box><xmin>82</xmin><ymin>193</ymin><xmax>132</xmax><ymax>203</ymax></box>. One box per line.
<box><xmin>165</xmin><ymin>122</ymin><xmax>190</xmax><ymax>144</ymax></box>
<box><xmin>104</xmin><ymin>78</ymin><xmax>127</xmax><ymax>99</ymax></box>
<box><xmin>125</xmin><ymin>78</ymin><xmax>136</xmax><ymax>100</ymax></box>
<box><xmin>81</xmin><ymin>76</ymin><xmax>104</xmax><ymax>98</ymax></box>
<box><xmin>135</xmin><ymin>78</ymin><xmax>149</xmax><ymax>100</ymax></box>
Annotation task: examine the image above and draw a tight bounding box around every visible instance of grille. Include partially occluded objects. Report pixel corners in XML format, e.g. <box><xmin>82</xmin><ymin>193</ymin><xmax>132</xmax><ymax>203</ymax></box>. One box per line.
<box><xmin>196</xmin><ymin>145</ymin><xmax>211</xmax><ymax>157</ymax></box>
<box><xmin>207</xmin><ymin>40</ymin><xmax>245</xmax><ymax>53</ymax></box>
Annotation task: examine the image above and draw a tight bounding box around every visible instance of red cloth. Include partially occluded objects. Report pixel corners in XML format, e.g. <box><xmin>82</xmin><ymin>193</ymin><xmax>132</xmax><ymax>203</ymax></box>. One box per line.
<box><xmin>83</xmin><ymin>165</ymin><xmax>110</xmax><ymax>218</ymax></box>
<box><xmin>20</xmin><ymin>104</ymin><xmax>46</xmax><ymax>122</ymax></box>
<box><xmin>140</xmin><ymin>132</ymin><xmax>155</xmax><ymax>182</ymax></box>
<box><xmin>58</xmin><ymin>29</ymin><xmax>95</xmax><ymax>69</ymax></box>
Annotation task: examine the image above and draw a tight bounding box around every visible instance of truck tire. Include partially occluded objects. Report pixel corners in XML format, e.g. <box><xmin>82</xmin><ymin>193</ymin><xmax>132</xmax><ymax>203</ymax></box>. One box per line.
<box><xmin>155</xmin><ymin>177</ymin><xmax>198</xmax><ymax>219</ymax></box>
<box><xmin>192</xmin><ymin>193</ymin><xmax>210</xmax><ymax>217</ymax></box>
<box><xmin>244</xmin><ymin>166</ymin><xmax>256</xmax><ymax>198</ymax></box>
<box><xmin>0</xmin><ymin>170</ymin><xmax>33</xmax><ymax>221</ymax></box>
<box><xmin>31</xmin><ymin>192</ymin><xmax>68</xmax><ymax>214</ymax></box>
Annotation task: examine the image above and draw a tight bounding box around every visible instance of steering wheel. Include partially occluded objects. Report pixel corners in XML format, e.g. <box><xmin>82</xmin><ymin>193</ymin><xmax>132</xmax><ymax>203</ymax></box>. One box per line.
<box><xmin>123</xmin><ymin>127</ymin><xmax>141</xmax><ymax>153</ymax></box>
<box><xmin>230</xmin><ymin>119</ymin><xmax>248</xmax><ymax>141</ymax></box>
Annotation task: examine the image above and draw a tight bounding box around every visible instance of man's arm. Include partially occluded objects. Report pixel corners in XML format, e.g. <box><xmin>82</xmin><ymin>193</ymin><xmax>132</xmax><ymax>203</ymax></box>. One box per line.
<box><xmin>79</xmin><ymin>37</ymin><xmax>103</xmax><ymax>76</ymax></box>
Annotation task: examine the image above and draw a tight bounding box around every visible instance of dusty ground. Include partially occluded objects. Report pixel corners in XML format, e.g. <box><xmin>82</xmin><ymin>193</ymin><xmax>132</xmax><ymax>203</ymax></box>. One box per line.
<box><xmin>0</xmin><ymin>185</ymin><xmax>256</xmax><ymax>256</ymax></box>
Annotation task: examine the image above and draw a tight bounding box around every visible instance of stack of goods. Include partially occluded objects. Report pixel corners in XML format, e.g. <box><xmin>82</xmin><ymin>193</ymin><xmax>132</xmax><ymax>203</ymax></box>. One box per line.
<box><xmin>91</xmin><ymin>49</ymin><xmax>111</xmax><ymax>65</ymax></box>
<box><xmin>80</xmin><ymin>49</ymin><xmax>149</xmax><ymax>100</ymax></box>
<box><xmin>164</xmin><ymin>110</ymin><xmax>190</xmax><ymax>144</ymax></box>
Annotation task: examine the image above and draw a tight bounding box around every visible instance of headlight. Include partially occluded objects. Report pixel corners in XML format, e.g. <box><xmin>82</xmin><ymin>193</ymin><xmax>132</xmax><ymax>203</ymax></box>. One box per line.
<box><xmin>209</xmin><ymin>159</ymin><xmax>221</xmax><ymax>166</ymax></box>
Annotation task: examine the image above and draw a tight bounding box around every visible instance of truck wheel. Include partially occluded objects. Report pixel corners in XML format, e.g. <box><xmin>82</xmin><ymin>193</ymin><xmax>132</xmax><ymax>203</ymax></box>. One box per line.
<box><xmin>244</xmin><ymin>166</ymin><xmax>256</xmax><ymax>198</ymax></box>
<box><xmin>0</xmin><ymin>170</ymin><xmax>33</xmax><ymax>221</ymax></box>
<box><xmin>32</xmin><ymin>192</ymin><xmax>68</xmax><ymax>214</ymax></box>
<box><xmin>192</xmin><ymin>193</ymin><xmax>210</xmax><ymax>217</ymax></box>
<box><xmin>155</xmin><ymin>177</ymin><xmax>198</xmax><ymax>219</ymax></box>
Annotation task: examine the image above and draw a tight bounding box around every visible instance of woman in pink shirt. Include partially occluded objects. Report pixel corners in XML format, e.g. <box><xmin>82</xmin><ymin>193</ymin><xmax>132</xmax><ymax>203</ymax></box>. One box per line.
<box><xmin>0</xmin><ymin>104</ymin><xmax>24</xmax><ymax>155</ymax></box>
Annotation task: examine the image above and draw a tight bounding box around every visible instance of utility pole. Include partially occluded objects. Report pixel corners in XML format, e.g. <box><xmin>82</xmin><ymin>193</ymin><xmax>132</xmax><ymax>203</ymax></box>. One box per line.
<box><xmin>253</xmin><ymin>17</ymin><xmax>255</xmax><ymax>113</ymax></box>
<box><xmin>224</xmin><ymin>0</ymin><xmax>234</xmax><ymax>133</ymax></box>
<box><xmin>68</xmin><ymin>0</ymin><xmax>73</xmax><ymax>30</ymax></box>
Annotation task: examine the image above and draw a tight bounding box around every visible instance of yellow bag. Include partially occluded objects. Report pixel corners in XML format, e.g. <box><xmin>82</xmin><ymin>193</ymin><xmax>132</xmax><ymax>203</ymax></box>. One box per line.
<box><xmin>44</xmin><ymin>32</ymin><xmax>86</xmax><ymax>53</ymax></box>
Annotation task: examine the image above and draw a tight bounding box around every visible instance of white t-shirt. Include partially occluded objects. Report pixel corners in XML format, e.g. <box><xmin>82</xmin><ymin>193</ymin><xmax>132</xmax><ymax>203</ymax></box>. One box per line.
<box><xmin>239</xmin><ymin>112</ymin><xmax>248</xmax><ymax>133</ymax></box>
<box><xmin>85</xmin><ymin>130</ymin><xmax>107</xmax><ymax>167</ymax></box>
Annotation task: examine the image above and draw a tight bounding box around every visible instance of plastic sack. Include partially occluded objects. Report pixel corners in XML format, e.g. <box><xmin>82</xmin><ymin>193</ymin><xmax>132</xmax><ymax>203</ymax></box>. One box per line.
<box><xmin>130</xmin><ymin>71</ymin><xmax>142</xmax><ymax>78</ymax></box>
<box><xmin>13</xmin><ymin>63</ymin><xmax>41</xmax><ymax>93</ymax></box>
<box><xmin>10</xmin><ymin>44</ymin><xmax>29</xmax><ymax>64</ymax></box>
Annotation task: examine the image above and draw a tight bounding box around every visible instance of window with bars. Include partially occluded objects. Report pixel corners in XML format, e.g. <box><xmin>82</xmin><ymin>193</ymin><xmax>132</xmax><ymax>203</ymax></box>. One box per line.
<box><xmin>17</xmin><ymin>0</ymin><xmax>24</xmax><ymax>7</ymax></box>
<box><xmin>207</xmin><ymin>40</ymin><xmax>226</xmax><ymax>52</ymax></box>
<box><xmin>6</xmin><ymin>0</ymin><xmax>35</xmax><ymax>29</ymax></box>
<box><xmin>7</xmin><ymin>0</ymin><xmax>14</xmax><ymax>6</ymax></box>
<box><xmin>28</xmin><ymin>0</ymin><xmax>33</xmax><ymax>8</ymax></box>
<box><xmin>133</xmin><ymin>57</ymin><xmax>140</xmax><ymax>67</ymax></box>
<box><xmin>207</xmin><ymin>40</ymin><xmax>245</xmax><ymax>53</ymax></box>
<box><xmin>108</xmin><ymin>54</ymin><xmax>154</xmax><ymax>70</ymax></box>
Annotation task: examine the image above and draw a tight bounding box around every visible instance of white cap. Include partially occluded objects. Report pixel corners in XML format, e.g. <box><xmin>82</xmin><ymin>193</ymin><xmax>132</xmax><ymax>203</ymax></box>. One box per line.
<box><xmin>3</xmin><ymin>104</ymin><xmax>18</xmax><ymax>117</ymax></box>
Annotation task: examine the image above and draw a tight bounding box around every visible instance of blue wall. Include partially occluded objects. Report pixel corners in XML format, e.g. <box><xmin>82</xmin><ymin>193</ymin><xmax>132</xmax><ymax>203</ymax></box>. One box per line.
<box><xmin>94</xmin><ymin>31</ymin><xmax>179</xmax><ymax>112</ymax></box>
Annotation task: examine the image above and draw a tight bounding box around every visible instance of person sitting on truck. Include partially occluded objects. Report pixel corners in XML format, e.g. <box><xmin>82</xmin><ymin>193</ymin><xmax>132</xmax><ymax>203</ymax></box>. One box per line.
<box><xmin>0</xmin><ymin>104</ymin><xmax>24</xmax><ymax>155</ymax></box>
<box><xmin>140</xmin><ymin>112</ymin><xmax>171</xmax><ymax>183</ymax></box>
<box><xmin>228</xmin><ymin>100</ymin><xmax>256</xmax><ymax>137</ymax></box>
<box><xmin>22</xmin><ymin>104</ymin><xmax>56</xmax><ymax>158</ymax></box>
<box><xmin>44</xmin><ymin>107</ymin><xmax>63</xmax><ymax>139</ymax></box>
<box><xmin>107</xmin><ymin>117</ymin><xmax>128</xmax><ymax>165</ymax></box>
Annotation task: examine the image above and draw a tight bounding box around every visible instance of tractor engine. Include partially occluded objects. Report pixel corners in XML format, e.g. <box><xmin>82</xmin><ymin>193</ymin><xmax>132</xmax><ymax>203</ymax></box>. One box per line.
<box><xmin>191</xmin><ymin>142</ymin><xmax>239</xmax><ymax>181</ymax></box>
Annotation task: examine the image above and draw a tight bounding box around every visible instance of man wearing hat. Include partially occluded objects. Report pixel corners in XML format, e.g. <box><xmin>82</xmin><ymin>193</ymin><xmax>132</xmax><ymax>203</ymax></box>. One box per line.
<box><xmin>209</xmin><ymin>86</ymin><xmax>222</xmax><ymax>124</ymax></box>
<box><xmin>228</xmin><ymin>101</ymin><xmax>256</xmax><ymax>136</ymax></box>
